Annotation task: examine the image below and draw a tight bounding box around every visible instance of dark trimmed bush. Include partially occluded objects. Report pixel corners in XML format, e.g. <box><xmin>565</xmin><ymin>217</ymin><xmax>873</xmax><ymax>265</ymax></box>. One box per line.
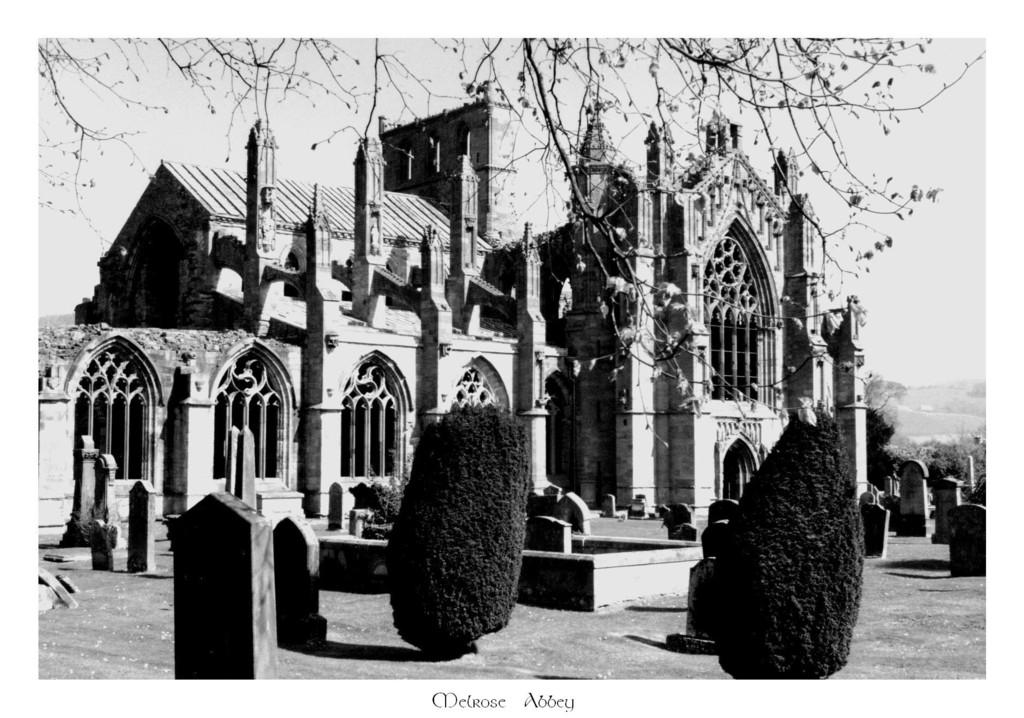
<box><xmin>386</xmin><ymin>405</ymin><xmax>531</xmax><ymax>658</ymax></box>
<box><xmin>715</xmin><ymin>414</ymin><xmax>864</xmax><ymax>679</ymax></box>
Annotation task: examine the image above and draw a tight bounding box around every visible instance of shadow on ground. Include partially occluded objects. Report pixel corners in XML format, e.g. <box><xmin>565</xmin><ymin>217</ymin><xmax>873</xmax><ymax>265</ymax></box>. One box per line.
<box><xmin>623</xmin><ymin>634</ymin><xmax>669</xmax><ymax>651</ymax></box>
<box><xmin>284</xmin><ymin>640</ymin><xmax>448</xmax><ymax>663</ymax></box>
<box><xmin>880</xmin><ymin>558</ymin><xmax>949</xmax><ymax>572</ymax></box>
<box><xmin>625</xmin><ymin>606</ymin><xmax>685</xmax><ymax>613</ymax></box>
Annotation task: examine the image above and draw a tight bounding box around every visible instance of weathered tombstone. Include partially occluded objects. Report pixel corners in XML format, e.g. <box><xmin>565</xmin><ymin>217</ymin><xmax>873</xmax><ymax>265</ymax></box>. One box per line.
<box><xmin>665</xmin><ymin>558</ymin><xmax>719</xmax><ymax>655</ymax></box>
<box><xmin>628</xmin><ymin>494</ymin><xmax>648</xmax><ymax>519</ymax></box>
<box><xmin>661</xmin><ymin>503</ymin><xmax>696</xmax><ymax>540</ymax></box>
<box><xmin>526</xmin><ymin>493</ymin><xmax>559</xmax><ymax>518</ymax></box>
<box><xmin>273</xmin><ymin>516</ymin><xmax>327</xmax><ymax>645</ymax></box>
<box><xmin>931</xmin><ymin>477</ymin><xmax>963</xmax><ymax>545</ymax></box>
<box><xmin>127</xmin><ymin>480</ymin><xmax>156</xmax><ymax>573</ymax></box>
<box><xmin>174</xmin><ymin>492</ymin><xmax>277</xmax><ymax>679</ymax></box>
<box><xmin>858</xmin><ymin>490</ymin><xmax>878</xmax><ymax>507</ymax></box>
<box><xmin>235</xmin><ymin>426</ymin><xmax>257</xmax><ymax>508</ymax></box>
<box><xmin>94</xmin><ymin>454</ymin><xmax>119</xmax><ymax>525</ymax></box>
<box><xmin>61</xmin><ymin>435</ymin><xmax>99</xmax><ymax>547</ymax></box>
<box><xmin>601</xmin><ymin>494</ymin><xmax>616</xmax><ymax>518</ymax></box>
<box><xmin>224</xmin><ymin>426</ymin><xmax>239</xmax><ymax>496</ymax></box>
<box><xmin>327</xmin><ymin>482</ymin><xmax>344</xmax><ymax>531</ymax></box>
<box><xmin>708</xmin><ymin>499</ymin><xmax>740</xmax><ymax>525</ymax></box>
<box><xmin>349</xmin><ymin>509</ymin><xmax>370</xmax><ymax>537</ymax></box>
<box><xmin>525</xmin><ymin>516</ymin><xmax>572</xmax><ymax>553</ymax></box>
<box><xmin>966</xmin><ymin>456</ymin><xmax>976</xmax><ymax>491</ymax></box>
<box><xmin>949</xmin><ymin>504</ymin><xmax>986</xmax><ymax>577</ymax></box>
<box><xmin>884</xmin><ymin>474</ymin><xmax>899</xmax><ymax>497</ymax></box>
<box><xmin>700</xmin><ymin>519</ymin><xmax>734</xmax><ymax>559</ymax></box>
<box><xmin>39</xmin><ymin>568</ymin><xmax>78</xmax><ymax>609</ymax></box>
<box><xmin>861</xmin><ymin>503</ymin><xmax>890</xmax><ymax>559</ymax></box>
<box><xmin>89</xmin><ymin>520</ymin><xmax>117</xmax><ymax>571</ymax></box>
<box><xmin>898</xmin><ymin>460</ymin><xmax>929</xmax><ymax>537</ymax></box>
<box><xmin>556</xmin><ymin>491</ymin><xmax>591</xmax><ymax>535</ymax></box>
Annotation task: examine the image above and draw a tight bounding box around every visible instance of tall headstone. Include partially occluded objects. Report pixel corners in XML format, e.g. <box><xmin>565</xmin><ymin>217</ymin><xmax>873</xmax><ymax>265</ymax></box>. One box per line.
<box><xmin>897</xmin><ymin>460</ymin><xmax>929</xmax><ymax>537</ymax></box>
<box><xmin>235</xmin><ymin>426</ymin><xmax>257</xmax><ymax>508</ymax></box>
<box><xmin>349</xmin><ymin>509</ymin><xmax>370</xmax><ymax>537</ymax></box>
<box><xmin>525</xmin><ymin>516</ymin><xmax>572</xmax><ymax>553</ymax></box>
<box><xmin>556</xmin><ymin>491</ymin><xmax>591</xmax><ymax>535</ymax></box>
<box><xmin>127</xmin><ymin>480</ymin><xmax>156</xmax><ymax>573</ymax></box>
<box><xmin>628</xmin><ymin>495</ymin><xmax>648</xmax><ymax>519</ymax></box>
<box><xmin>327</xmin><ymin>483</ymin><xmax>344</xmax><ymax>531</ymax></box>
<box><xmin>94</xmin><ymin>454</ymin><xmax>120</xmax><ymax>525</ymax></box>
<box><xmin>708</xmin><ymin>499</ymin><xmax>740</xmax><ymax>525</ymax></box>
<box><xmin>931</xmin><ymin>477</ymin><xmax>963</xmax><ymax>545</ymax></box>
<box><xmin>61</xmin><ymin>435</ymin><xmax>100</xmax><ymax>547</ymax></box>
<box><xmin>273</xmin><ymin>516</ymin><xmax>327</xmax><ymax>645</ymax></box>
<box><xmin>666</xmin><ymin>558</ymin><xmax>719</xmax><ymax>655</ymax></box>
<box><xmin>601</xmin><ymin>494</ymin><xmax>616</xmax><ymax>518</ymax></box>
<box><xmin>884</xmin><ymin>474</ymin><xmax>899</xmax><ymax>497</ymax></box>
<box><xmin>225</xmin><ymin>426</ymin><xmax>240</xmax><ymax>496</ymax></box>
<box><xmin>949</xmin><ymin>504</ymin><xmax>986</xmax><ymax>577</ymax></box>
<box><xmin>861</xmin><ymin>503</ymin><xmax>890</xmax><ymax>559</ymax></box>
<box><xmin>174</xmin><ymin>492</ymin><xmax>277</xmax><ymax>679</ymax></box>
<box><xmin>89</xmin><ymin>520</ymin><xmax>117</xmax><ymax>571</ymax></box>
<box><xmin>966</xmin><ymin>456</ymin><xmax>976</xmax><ymax>492</ymax></box>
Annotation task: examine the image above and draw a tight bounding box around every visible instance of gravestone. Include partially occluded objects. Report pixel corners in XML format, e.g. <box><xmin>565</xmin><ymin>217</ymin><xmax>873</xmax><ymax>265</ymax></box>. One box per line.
<box><xmin>526</xmin><ymin>494</ymin><xmax>559</xmax><ymax>518</ymax></box>
<box><xmin>897</xmin><ymin>460</ymin><xmax>929</xmax><ymax>537</ymax></box>
<box><xmin>708</xmin><ymin>499</ymin><xmax>740</xmax><ymax>525</ymax></box>
<box><xmin>61</xmin><ymin>435</ymin><xmax>99</xmax><ymax>547</ymax></box>
<box><xmin>556</xmin><ymin>491</ymin><xmax>591</xmax><ymax>535</ymax></box>
<box><xmin>327</xmin><ymin>483</ymin><xmax>344</xmax><ymax>531</ymax></box>
<box><xmin>948</xmin><ymin>504</ymin><xmax>985</xmax><ymax>577</ymax></box>
<box><xmin>94</xmin><ymin>454</ymin><xmax>119</xmax><ymax>525</ymax></box>
<box><xmin>273</xmin><ymin>516</ymin><xmax>327</xmax><ymax>645</ymax></box>
<box><xmin>966</xmin><ymin>456</ymin><xmax>976</xmax><ymax>491</ymax></box>
<box><xmin>884</xmin><ymin>474</ymin><xmax>899</xmax><ymax>497</ymax></box>
<box><xmin>127</xmin><ymin>480</ymin><xmax>156</xmax><ymax>573</ymax></box>
<box><xmin>665</xmin><ymin>558</ymin><xmax>718</xmax><ymax>655</ymax></box>
<box><xmin>931</xmin><ymin>477</ymin><xmax>963</xmax><ymax>545</ymax></box>
<box><xmin>700</xmin><ymin>519</ymin><xmax>734</xmax><ymax>559</ymax></box>
<box><xmin>225</xmin><ymin>426</ymin><xmax>240</xmax><ymax>496</ymax></box>
<box><xmin>349</xmin><ymin>509</ymin><xmax>370</xmax><ymax>537</ymax></box>
<box><xmin>601</xmin><ymin>494</ymin><xmax>616</xmax><ymax>518</ymax></box>
<box><xmin>89</xmin><ymin>520</ymin><xmax>117</xmax><ymax>571</ymax></box>
<box><xmin>235</xmin><ymin>427</ymin><xmax>257</xmax><ymax>508</ymax></box>
<box><xmin>628</xmin><ymin>495</ymin><xmax>648</xmax><ymax>519</ymax></box>
<box><xmin>525</xmin><ymin>516</ymin><xmax>572</xmax><ymax>553</ymax></box>
<box><xmin>861</xmin><ymin>503</ymin><xmax>890</xmax><ymax>559</ymax></box>
<box><xmin>39</xmin><ymin>568</ymin><xmax>78</xmax><ymax>610</ymax></box>
<box><xmin>669</xmin><ymin>523</ymin><xmax>698</xmax><ymax>541</ymax></box>
<box><xmin>661</xmin><ymin>503</ymin><xmax>696</xmax><ymax>541</ymax></box>
<box><xmin>858</xmin><ymin>490</ymin><xmax>878</xmax><ymax>507</ymax></box>
<box><xmin>174</xmin><ymin>492</ymin><xmax>277</xmax><ymax>679</ymax></box>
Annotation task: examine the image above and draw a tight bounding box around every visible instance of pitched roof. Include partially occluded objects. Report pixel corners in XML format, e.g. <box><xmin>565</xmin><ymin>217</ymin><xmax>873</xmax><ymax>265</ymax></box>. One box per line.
<box><xmin>161</xmin><ymin>161</ymin><xmax>449</xmax><ymax>243</ymax></box>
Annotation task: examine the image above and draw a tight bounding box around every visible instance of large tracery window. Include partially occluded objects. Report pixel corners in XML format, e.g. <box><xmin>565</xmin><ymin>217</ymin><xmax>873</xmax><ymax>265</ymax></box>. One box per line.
<box><xmin>704</xmin><ymin>235</ymin><xmax>772</xmax><ymax>402</ymax></box>
<box><xmin>213</xmin><ymin>353</ymin><xmax>284</xmax><ymax>481</ymax></box>
<box><xmin>451</xmin><ymin>367</ymin><xmax>496</xmax><ymax>408</ymax></box>
<box><xmin>341</xmin><ymin>361</ymin><xmax>403</xmax><ymax>481</ymax></box>
<box><xmin>73</xmin><ymin>345</ymin><xmax>151</xmax><ymax>481</ymax></box>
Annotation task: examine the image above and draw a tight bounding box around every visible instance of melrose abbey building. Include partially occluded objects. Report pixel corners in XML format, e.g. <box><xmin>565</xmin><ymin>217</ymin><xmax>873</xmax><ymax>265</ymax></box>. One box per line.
<box><xmin>37</xmin><ymin>89</ymin><xmax>868</xmax><ymax>530</ymax></box>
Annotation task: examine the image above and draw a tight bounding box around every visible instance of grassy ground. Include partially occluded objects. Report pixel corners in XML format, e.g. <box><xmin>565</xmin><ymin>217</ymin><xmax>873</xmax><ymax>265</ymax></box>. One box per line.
<box><xmin>38</xmin><ymin>518</ymin><xmax>984</xmax><ymax>680</ymax></box>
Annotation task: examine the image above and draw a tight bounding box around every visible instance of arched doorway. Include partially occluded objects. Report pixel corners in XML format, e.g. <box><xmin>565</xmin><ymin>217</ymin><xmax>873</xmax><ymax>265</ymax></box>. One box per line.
<box><xmin>722</xmin><ymin>439</ymin><xmax>757</xmax><ymax>500</ymax></box>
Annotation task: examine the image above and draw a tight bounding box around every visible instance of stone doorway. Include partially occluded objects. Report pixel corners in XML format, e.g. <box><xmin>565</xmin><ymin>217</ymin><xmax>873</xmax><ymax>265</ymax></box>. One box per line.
<box><xmin>722</xmin><ymin>439</ymin><xmax>757</xmax><ymax>500</ymax></box>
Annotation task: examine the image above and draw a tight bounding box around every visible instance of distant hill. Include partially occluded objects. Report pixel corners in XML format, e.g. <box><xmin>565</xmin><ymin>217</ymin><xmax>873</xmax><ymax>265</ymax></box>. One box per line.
<box><xmin>38</xmin><ymin>314</ymin><xmax>76</xmax><ymax>328</ymax></box>
<box><xmin>888</xmin><ymin>380</ymin><xmax>986</xmax><ymax>443</ymax></box>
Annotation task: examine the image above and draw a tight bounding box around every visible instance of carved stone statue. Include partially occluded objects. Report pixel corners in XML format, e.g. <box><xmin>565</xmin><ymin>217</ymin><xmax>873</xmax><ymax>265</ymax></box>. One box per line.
<box><xmin>369</xmin><ymin>221</ymin><xmax>382</xmax><ymax>256</ymax></box>
<box><xmin>258</xmin><ymin>186</ymin><xmax>277</xmax><ymax>253</ymax></box>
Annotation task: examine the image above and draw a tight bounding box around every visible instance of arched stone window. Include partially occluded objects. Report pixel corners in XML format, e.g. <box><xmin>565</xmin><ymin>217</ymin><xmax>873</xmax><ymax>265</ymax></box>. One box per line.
<box><xmin>213</xmin><ymin>352</ymin><xmax>287</xmax><ymax>481</ymax></box>
<box><xmin>341</xmin><ymin>359</ymin><xmax>406</xmax><ymax>481</ymax></box>
<box><xmin>73</xmin><ymin>343</ymin><xmax>153</xmax><ymax>481</ymax></box>
<box><xmin>704</xmin><ymin>234</ymin><xmax>774</xmax><ymax>402</ymax></box>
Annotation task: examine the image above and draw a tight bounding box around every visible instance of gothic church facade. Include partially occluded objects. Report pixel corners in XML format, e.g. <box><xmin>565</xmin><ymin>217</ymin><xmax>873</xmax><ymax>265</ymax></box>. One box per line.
<box><xmin>37</xmin><ymin>91</ymin><xmax>867</xmax><ymax>530</ymax></box>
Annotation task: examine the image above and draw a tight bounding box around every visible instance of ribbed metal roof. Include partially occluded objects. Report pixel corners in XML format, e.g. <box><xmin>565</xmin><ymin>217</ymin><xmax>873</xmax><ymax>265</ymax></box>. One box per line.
<box><xmin>162</xmin><ymin>161</ymin><xmax>449</xmax><ymax>242</ymax></box>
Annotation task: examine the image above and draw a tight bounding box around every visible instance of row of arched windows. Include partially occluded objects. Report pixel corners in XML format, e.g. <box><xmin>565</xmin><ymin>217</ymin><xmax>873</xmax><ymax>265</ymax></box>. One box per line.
<box><xmin>71</xmin><ymin>342</ymin><xmax>569</xmax><ymax>488</ymax></box>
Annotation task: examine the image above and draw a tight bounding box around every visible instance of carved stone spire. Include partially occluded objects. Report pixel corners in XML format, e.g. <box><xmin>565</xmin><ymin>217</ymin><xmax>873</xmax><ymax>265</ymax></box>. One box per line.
<box><xmin>579</xmin><ymin>104</ymin><xmax>613</xmax><ymax>165</ymax></box>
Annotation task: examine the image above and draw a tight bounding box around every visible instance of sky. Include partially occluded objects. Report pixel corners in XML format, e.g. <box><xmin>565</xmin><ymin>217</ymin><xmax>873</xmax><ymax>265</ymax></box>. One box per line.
<box><xmin>37</xmin><ymin>38</ymin><xmax>986</xmax><ymax>387</ymax></box>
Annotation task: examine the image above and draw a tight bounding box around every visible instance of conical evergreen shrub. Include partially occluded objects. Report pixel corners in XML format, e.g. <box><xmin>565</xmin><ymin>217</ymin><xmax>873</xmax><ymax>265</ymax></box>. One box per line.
<box><xmin>386</xmin><ymin>404</ymin><xmax>531</xmax><ymax>658</ymax></box>
<box><xmin>715</xmin><ymin>414</ymin><xmax>864</xmax><ymax>679</ymax></box>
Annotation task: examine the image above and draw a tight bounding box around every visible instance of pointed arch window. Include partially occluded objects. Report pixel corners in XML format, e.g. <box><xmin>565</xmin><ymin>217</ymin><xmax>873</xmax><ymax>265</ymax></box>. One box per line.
<box><xmin>704</xmin><ymin>235</ymin><xmax>773</xmax><ymax>402</ymax></box>
<box><xmin>544</xmin><ymin>375</ymin><xmax>571</xmax><ymax>476</ymax></box>
<box><xmin>213</xmin><ymin>353</ymin><xmax>285</xmax><ymax>481</ymax></box>
<box><xmin>341</xmin><ymin>361</ymin><xmax>404</xmax><ymax>481</ymax></box>
<box><xmin>73</xmin><ymin>345</ymin><xmax>152</xmax><ymax>481</ymax></box>
<box><xmin>451</xmin><ymin>367</ymin><xmax>496</xmax><ymax>408</ymax></box>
